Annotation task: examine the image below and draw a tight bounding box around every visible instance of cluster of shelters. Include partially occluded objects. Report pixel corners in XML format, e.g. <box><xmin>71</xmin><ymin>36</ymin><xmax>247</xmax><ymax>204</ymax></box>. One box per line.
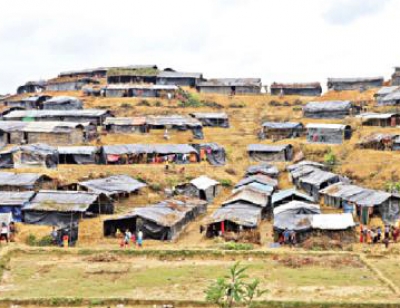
<box><xmin>303</xmin><ymin>101</ymin><xmax>359</xmax><ymax>119</ymax></box>
<box><xmin>270</xmin><ymin>82</ymin><xmax>322</xmax><ymax>96</ymax></box>
<box><xmin>260</xmin><ymin>122</ymin><xmax>304</xmax><ymax>140</ymax></box>
<box><xmin>17</xmin><ymin>81</ymin><xmax>46</xmax><ymax>95</ymax></box>
<box><xmin>104</xmin><ymin>84</ymin><xmax>179</xmax><ymax>98</ymax></box>
<box><xmin>287</xmin><ymin>161</ymin><xmax>344</xmax><ymax>201</ymax></box>
<box><xmin>320</xmin><ymin>182</ymin><xmax>400</xmax><ymax>224</ymax></box>
<box><xmin>3</xmin><ymin>96</ymin><xmax>82</xmax><ymax>111</ymax></box>
<box><xmin>206</xmin><ymin>164</ymin><xmax>279</xmax><ymax>237</ymax></box>
<box><xmin>327</xmin><ymin>77</ymin><xmax>384</xmax><ymax>91</ymax></box>
<box><xmin>357</xmin><ymin>133</ymin><xmax>400</xmax><ymax>151</ymax></box>
<box><xmin>247</xmin><ymin>144</ymin><xmax>293</xmax><ymax>162</ymax></box>
<box><xmin>0</xmin><ymin>174</ymin><xmax>146</xmax><ymax>227</ymax></box>
<box><xmin>104</xmin><ymin>198</ymin><xmax>208</xmax><ymax>240</ymax></box>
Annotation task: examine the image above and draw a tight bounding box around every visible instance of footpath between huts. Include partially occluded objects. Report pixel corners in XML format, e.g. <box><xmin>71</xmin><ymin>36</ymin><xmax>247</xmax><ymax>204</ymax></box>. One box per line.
<box><xmin>1</xmin><ymin>246</ymin><xmax>400</xmax><ymax>307</ymax></box>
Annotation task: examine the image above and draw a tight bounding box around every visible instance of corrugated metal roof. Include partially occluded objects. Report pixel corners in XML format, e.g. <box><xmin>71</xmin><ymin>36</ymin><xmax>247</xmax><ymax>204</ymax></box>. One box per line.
<box><xmin>273</xmin><ymin>200</ymin><xmax>321</xmax><ymax>216</ymax></box>
<box><xmin>102</xmin><ymin>144</ymin><xmax>198</xmax><ymax>155</ymax></box>
<box><xmin>0</xmin><ymin>191</ymin><xmax>35</xmax><ymax>206</ymax></box>
<box><xmin>247</xmin><ymin>144</ymin><xmax>291</xmax><ymax>153</ymax></box>
<box><xmin>0</xmin><ymin>172</ymin><xmax>47</xmax><ymax>186</ymax></box>
<box><xmin>57</xmin><ymin>146</ymin><xmax>99</xmax><ymax>155</ymax></box>
<box><xmin>104</xmin><ymin>117</ymin><xmax>147</xmax><ymax>126</ymax></box>
<box><xmin>328</xmin><ymin>77</ymin><xmax>384</xmax><ymax>83</ymax></box>
<box><xmin>262</xmin><ymin>122</ymin><xmax>302</xmax><ymax>129</ymax></box>
<box><xmin>209</xmin><ymin>203</ymin><xmax>262</xmax><ymax>227</ymax></box>
<box><xmin>304</xmin><ymin>101</ymin><xmax>352</xmax><ymax>112</ymax></box>
<box><xmin>78</xmin><ymin>175</ymin><xmax>146</xmax><ymax>196</ymax></box>
<box><xmin>306</xmin><ymin>123</ymin><xmax>348</xmax><ymax>130</ymax></box>
<box><xmin>223</xmin><ymin>189</ymin><xmax>269</xmax><ymax>208</ymax></box>
<box><xmin>4</xmin><ymin>109</ymin><xmax>109</xmax><ymax>118</ymax></box>
<box><xmin>272</xmin><ymin>188</ymin><xmax>314</xmax><ymax>205</ymax></box>
<box><xmin>190</xmin><ymin>176</ymin><xmax>219</xmax><ymax>190</ymax></box>
<box><xmin>190</xmin><ymin>112</ymin><xmax>228</xmax><ymax>119</ymax></box>
<box><xmin>23</xmin><ymin>190</ymin><xmax>101</xmax><ymax>212</ymax></box>
<box><xmin>197</xmin><ymin>78</ymin><xmax>261</xmax><ymax>87</ymax></box>
<box><xmin>235</xmin><ymin>174</ymin><xmax>278</xmax><ymax>189</ymax></box>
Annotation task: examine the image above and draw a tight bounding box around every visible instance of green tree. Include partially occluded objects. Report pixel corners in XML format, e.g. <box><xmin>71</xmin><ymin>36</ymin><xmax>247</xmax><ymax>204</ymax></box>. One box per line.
<box><xmin>324</xmin><ymin>149</ymin><xmax>337</xmax><ymax>166</ymax></box>
<box><xmin>205</xmin><ymin>262</ymin><xmax>268</xmax><ymax>308</ymax></box>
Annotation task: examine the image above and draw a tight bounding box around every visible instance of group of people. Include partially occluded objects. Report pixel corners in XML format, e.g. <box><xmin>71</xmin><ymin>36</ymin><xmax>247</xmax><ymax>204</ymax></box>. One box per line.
<box><xmin>279</xmin><ymin>229</ymin><xmax>297</xmax><ymax>246</ymax></box>
<box><xmin>360</xmin><ymin>224</ymin><xmax>399</xmax><ymax>247</ymax></box>
<box><xmin>0</xmin><ymin>221</ymin><xmax>16</xmax><ymax>244</ymax></box>
<box><xmin>117</xmin><ymin>229</ymin><xmax>144</xmax><ymax>248</ymax></box>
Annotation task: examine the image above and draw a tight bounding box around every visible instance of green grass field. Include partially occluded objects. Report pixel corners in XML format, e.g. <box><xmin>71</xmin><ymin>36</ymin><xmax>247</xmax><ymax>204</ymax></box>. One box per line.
<box><xmin>0</xmin><ymin>250</ymin><xmax>395</xmax><ymax>304</ymax></box>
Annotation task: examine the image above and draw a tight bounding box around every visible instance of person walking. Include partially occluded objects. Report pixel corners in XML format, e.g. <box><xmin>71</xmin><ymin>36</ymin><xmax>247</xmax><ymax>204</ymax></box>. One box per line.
<box><xmin>385</xmin><ymin>225</ymin><xmax>390</xmax><ymax>241</ymax></box>
<box><xmin>137</xmin><ymin>230</ymin><xmax>143</xmax><ymax>248</ymax></box>
<box><xmin>0</xmin><ymin>222</ymin><xmax>9</xmax><ymax>244</ymax></box>
<box><xmin>124</xmin><ymin>230</ymin><xmax>131</xmax><ymax>248</ymax></box>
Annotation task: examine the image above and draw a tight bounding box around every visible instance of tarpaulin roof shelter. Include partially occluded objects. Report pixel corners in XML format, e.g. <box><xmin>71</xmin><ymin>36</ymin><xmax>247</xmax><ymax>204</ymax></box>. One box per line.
<box><xmin>247</xmin><ymin>144</ymin><xmax>293</xmax><ymax>162</ymax></box>
<box><xmin>380</xmin><ymin>91</ymin><xmax>400</xmax><ymax>106</ymax></box>
<box><xmin>356</xmin><ymin>133</ymin><xmax>400</xmax><ymax>150</ymax></box>
<box><xmin>193</xmin><ymin>143</ymin><xmax>226</xmax><ymax>166</ymax></box>
<box><xmin>78</xmin><ymin>175</ymin><xmax>147</xmax><ymax>197</ymax></box>
<box><xmin>0</xmin><ymin>172</ymin><xmax>51</xmax><ymax>188</ymax></box>
<box><xmin>175</xmin><ymin>176</ymin><xmax>220</xmax><ymax>202</ymax></box>
<box><xmin>0</xmin><ymin>191</ymin><xmax>35</xmax><ymax>222</ymax></box>
<box><xmin>208</xmin><ymin>203</ymin><xmax>262</xmax><ymax>228</ymax></box>
<box><xmin>287</xmin><ymin>161</ymin><xmax>326</xmax><ymax>172</ymax></box>
<box><xmin>57</xmin><ymin>146</ymin><xmax>100</xmax><ymax>165</ymax></box>
<box><xmin>157</xmin><ymin>71</ymin><xmax>202</xmax><ymax>79</ymax></box>
<box><xmin>197</xmin><ymin>78</ymin><xmax>261</xmax><ymax>87</ymax></box>
<box><xmin>43</xmin><ymin>96</ymin><xmax>83</xmax><ymax>110</ymax></box>
<box><xmin>103</xmin><ymin>198</ymin><xmax>207</xmax><ymax>240</ymax></box>
<box><xmin>246</xmin><ymin>164</ymin><xmax>279</xmax><ymax>178</ymax></box>
<box><xmin>190</xmin><ymin>113</ymin><xmax>229</xmax><ymax>128</ymax></box>
<box><xmin>232</xmin><ymin>182</ymin><xmax>274</xmax><ymax>195</ymax></box>
<box><xmin>102</xmin><ymin>144</ymin><xmax>198</xmax><ymax>155</ymax></box>
<box><xmin>15</xmin><ymin>144</ymin><xmax>59</xmax><ymax>169</ymax></box>
<box><xmin>222</xmin><ymin>189</ymin><xmax>269</xmax><ymax>208</ymax></box>
<box><xmin>4</xmin><ymin>109</ymin><xmax>110</xmax><ymax>119</ymax></box>
<box><xmin>306</xmin><ymin>123</ymin><xmax>352</xmax><ymax>144</ymax></box>
<box><xmin>104</xmin><ymin>117</ymin><xmax>147</xmax><ymax>126</ymax></box>
<box><xmin>273</xmin><ymin>201</ymin><xmax>321</xmax><ymax>216</ymax></box>
<box><xmin>327</xmin><ymin>77</ymin><xmax>383</xmax><ymax>91</ymax></box>
<box><xmin>272</xmin><ymin>188</ymin><xmax>314</xmax><ymax>206</ymax></box>
<box><xmin>262</xmin><ymin>122</ymin><xmax>302</xmax><ymax>129</ymax></box>
<box><xmin>146</xmin><ymin>115</ymin><xmax>202</xmax><ymax>127</ymax></box>
<box><xmin>303</xmin><ymin>101</ymin><xmax>357</xmax><ymax>119</ymax></box>
<box><xmin>57</xmin><ymin>146</ymin><xmax>99</xmax><ymax>155</ymax></box>
<box><xmin>299</xmin><ymin>169</ymin><xmax>340</xmax><ymax>186</ymax></box>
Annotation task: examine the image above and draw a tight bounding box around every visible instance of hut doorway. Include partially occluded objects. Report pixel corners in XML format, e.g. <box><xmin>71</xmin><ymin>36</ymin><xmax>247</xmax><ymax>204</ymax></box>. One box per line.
<box><xmin>199</xmin><ymin>190</ymin><xmax>207</xmax><ymax>201</ymax></box>
<box><xmin>231</xmin><ymin>86</ymin><xmax>236</xmax><ymax>95</ymax></box>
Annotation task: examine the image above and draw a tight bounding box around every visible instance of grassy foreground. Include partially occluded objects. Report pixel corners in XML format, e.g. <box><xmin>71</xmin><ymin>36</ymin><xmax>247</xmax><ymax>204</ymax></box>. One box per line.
<box><xmin>0</xmin><ymin>248</ymin><xmax>399</xmax><ymax>307</ymax></box>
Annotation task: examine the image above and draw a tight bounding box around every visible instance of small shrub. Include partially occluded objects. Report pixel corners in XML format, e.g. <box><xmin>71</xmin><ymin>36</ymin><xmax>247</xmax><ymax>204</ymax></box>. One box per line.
<box><xmin>223</xmin><ymin>242</ymin><xmax>253</xmax><ymax>250</ymax></box>
<box><xmin>292</xmin><ymin>106</ymin><xmax>302</xmax><ymax>112</ymax></box>
<box><xmin>324</xmin><ymin>149</ymin><xmax>337</xmax><ymax>166</ymax></box>
<box><xmin>219</xmin><ymin>179</ymin><xmax>232</xmax><ymax>187</ymax></box>
<box><xmin>121</xmin><ymin>103</ymin><xmax>133</xmax><ymax>109</ymax></box>
<box><xmin>269</xmin><ymin>100</ymin><xmax>281</xmax><ymax>106</ymax></box>
<box><xmin>225</xmin><ymin>168</ymin><xmax>237</xmax><ymax>176</ymax></box>
<box><xmin>293</xmin><ymin>99</ymin><xmax>303</xmax><ymax>106</ymax></box>
<box><xmin>228</xmin><ymin>102</ymin><xmax>245</xmax><ymax>108</ymax></box>
<box><xmin>26</xmin><ymin>234</ymin><xmax>37</xmax><ymax>246</ymax></box>
<box><xmin>154</xmin><ymin>101</ymin><xmax>163</xmax><ymax>107</ymax></box>
<box><xmin>37</xmin><ymin>235</ymin><xmax>54</xmax><ymax>246</ymax></box>
<box><xmin>137</xmin><ymin>99</ymin><xmax>150</xmax><ymax>106</ymax></box>
<box><xmin>149</xmin><ymin>183</ymin><xmax>162</xmax><ymax>192</ymax></box>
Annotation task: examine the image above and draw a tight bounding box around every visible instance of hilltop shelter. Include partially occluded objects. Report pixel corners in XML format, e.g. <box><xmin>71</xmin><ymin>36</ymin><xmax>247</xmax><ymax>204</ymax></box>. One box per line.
<box><xmin>357</xmin><ymin>133</ymin><xmax>400</xmax><ymax>151</ymax></box>
<box><xmin>303</xmin><ymin>101</ymin><xmax>358</xmax><ymax>119</ymax></box>
<box><xmin>306</xmin><ymin>124</ymin><xmax>352</xmax><ymax>144</ymax></box>
<box><xmin>42</xmin><ymin>96</ymin><xmax>83</xmax><ymax>110</ymax></box>
<box><xmin>46</xmin><ymin>77</ymin><xmax>99</xmax><ymax>92</ymax></box>
<box><xmin>248</xmin><ymin>144</ymin><xmax>293</xmax><ymax>162</ymax></box>
<box><xmin>175</xmin><ymin>176</ymin><xmax>220</xmax><ymax>202</ymax></box>
<box><xmin>78</xmin><ymin>175</ymin><xmax>146</xmax><ymax>199</ymax></box>
<box><xmin>103</xmin><ymin>198</ymin><xmax>207</xmax><ymax>240</ymax></box>
<box><xmin>0</xmin><ymin>191</ymin><xmax>35</xmax><ymax>222</ymax></box>
<box><xmin>3</xmin><ymin>109</ymin><xmax>111</xmax><ymax>126</ymax></box>
<box><xmin>206</xmin><ymin>203</ymin><xmax>263</xmax><ymax>236</ymax></box>
<box><xmin>190</xmin><ymin>113</ymin><xmax>229</xmax><ymax>128</ymax></box>
<box><xmin>106</xmin><ymin>65</ymin><xmax>159</xmax><ymax>84</ymax></box>
<box><xmin>104</xmin><ymin>117</ymin><xmax>147</xmax><ymax>134</ymax></box>
<box><xmin>0</xmin><ymin>121</ymin><xmax>97</xmax><ymax>145</ymax></box>
<box><xmin>356</xmin><ymin>113</ymin><xmax>400</xmax><ymax>127</ymax></box>
<box><xmin>196</xmin><ymin>78</ymin><xmax>262</xmax><ymax>95</ymax></box>
<box><xmin>146</xmin><ymin>115</ymin><xmax>203</xmax><ymax>139</ymax></box>
<box><xmin>5</xmin><ymin>95</ymin><xmax>52</xmax><ymax>109</ymax></box>
<box><xmin>156</xmin><ymin>71</ymin><xmax>203</xmax><ymax>87</ymax></box>
<box><xmin>379</xmin><ymin>91</ymin><xmax>400</xmax><ymax>106</ymax></box>
<box><xmin>192</xmin><ymin>143</ymin><xmax>227</xmax><ymax>166</ymax></box>
<box><xmin>261</xmin><ymin>122</ymin><xmax>304</xmax><ymax>140</ymax></box>
<box><xmin>58</xmin><ymin>146</ymin><xmax>100</xmax><ymax>164</ymax></box>
<box><xmin>327</xmin><ymin>77</ymin><xmax>384</xmax><ymax>91</ymax></box>
<box><xmin>17</xmin><ymin>81</ymin><xmax>46</xmax><ymax>95</ymax></box>
<box><xmin>246</xmin><ymin>164</ymin><xmax>279</xmax><ymax>178</ymax></box>
<box><xmin>59</xmin><ymin>67</ymin><xmax>109</xmax><ymax>78</ymax></box>
<box><xmin>105</xmin><ymin>84</ymin><xmax>178</xmax><ymax>98</ymax></box>
<box><xmin>101</xmin><ymin>144</ymin><xmax>199</xmax><ymax>165</ymax></box>
<box><xmin>23</xmin><ymin>190</ymin><xmax>113</xmax><ymax>226</ymax></box>
<box><xmin>272</xmin><ymin>188</ymin><xmax>314</xmax><ymax>208</ymax></box>
<box><xmin>391</xmin><ymin>67</ymin><xmax>400</xmax><ymax>86</ymax></box>
<box><xmin>0</xmin><ymin>172</ymin><xmax>53</xmax><ymax>191</ymax></box>
<box><xmin>270</xmin><ymin>82</ymin><xmax>322</xmax><ymax>96</ymax></box>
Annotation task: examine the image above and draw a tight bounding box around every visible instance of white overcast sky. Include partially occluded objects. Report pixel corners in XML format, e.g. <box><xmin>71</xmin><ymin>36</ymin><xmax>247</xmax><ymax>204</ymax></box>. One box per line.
<box><xmin>0</xmin><ymin>0</ymin><xmax>398</xmax><ymax>93</ymax></box>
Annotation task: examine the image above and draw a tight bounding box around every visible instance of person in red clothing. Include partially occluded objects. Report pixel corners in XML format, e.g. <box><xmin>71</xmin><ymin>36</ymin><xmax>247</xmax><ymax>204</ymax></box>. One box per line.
<box><xmin>359</xmin><ymin>224</ymin><xmax>364</xmax><ymax>243</ymax></box>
